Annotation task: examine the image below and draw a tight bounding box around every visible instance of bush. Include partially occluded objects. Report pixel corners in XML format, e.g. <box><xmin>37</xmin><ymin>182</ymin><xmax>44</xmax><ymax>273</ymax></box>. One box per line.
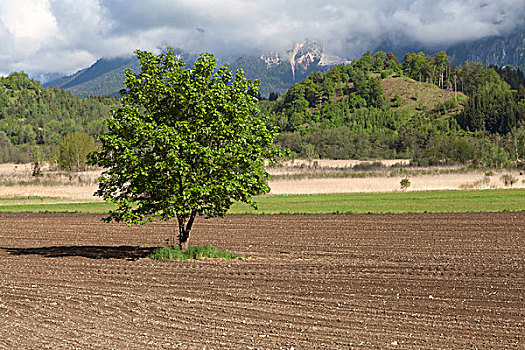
<box><xmin>501</xmin><ymin>174</ymin><xmax>518</xmax><ymax>187</ymax></box>
<box><xmin>149</xmin><ymin>245</ymin><xmax>240</xmax><ymax>261</ymax></box>
<box><xmin>391</xmin><ymin>94</ymin><xmax>402</xmax><ymax>107</ymax></box>
<box><xmin>400</xmin><ymin>177</ymin><xmax>411</xmax><ymax>190</ymax></box>
<box><xmin>353</xmin><ymin>161</ymin><xmax>384</xmax><ymax>171</ymax></box>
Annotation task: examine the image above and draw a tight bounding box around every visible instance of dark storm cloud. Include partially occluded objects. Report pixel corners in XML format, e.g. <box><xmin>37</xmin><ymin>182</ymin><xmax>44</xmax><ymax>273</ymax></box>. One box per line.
<box><xmin>0</xmin><ymin>0</ymin><xmax>523</xmax><ymax>75</ymax></box>
<box><xmin>94</xmin><ymin>0</ymin><xmax>524</xmax><ymax>57</ymax></box>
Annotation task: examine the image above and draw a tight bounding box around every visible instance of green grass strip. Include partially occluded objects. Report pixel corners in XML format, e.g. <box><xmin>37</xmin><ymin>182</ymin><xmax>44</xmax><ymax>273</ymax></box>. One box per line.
<box><xmin>149</xmin><ymin>245</ymin><xmax>240</xmax><ymax>261</ymax></box>
<box><xmin>229</xmin><ymin>189</ymin><xmax>525</xmax><ymax>214</ymax></box>
<box><xmin>0</xmin><ymin>189</ymin><xmax>523</xmax><ymax>215</ymax></box>
<box><xmin>0</xmin><ymin>201</ymin><xmax>115</xmax><ymax>213</ymax></box>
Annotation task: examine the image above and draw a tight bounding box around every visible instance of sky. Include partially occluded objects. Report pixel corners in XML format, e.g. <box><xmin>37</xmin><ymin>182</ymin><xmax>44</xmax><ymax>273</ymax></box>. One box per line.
<box><xmin>0</xmin><ymin>0</ymin><xmax>523</xmax><ymax>76</ymax></box>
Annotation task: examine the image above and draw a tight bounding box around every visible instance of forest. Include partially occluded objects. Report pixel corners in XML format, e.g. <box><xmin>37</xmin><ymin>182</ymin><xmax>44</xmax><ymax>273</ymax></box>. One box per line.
<box><xmin>264</xmin><ymin>51</ymin><xmax>525</xmax><ymax>167</ymax></box>
<box><xmin>0</xmin><ymin>72</ymin><xmax>115</xmax><ymax>165</ymax></box>
<box><xmin>0</xmin><ymin>52</ymin><xmax>524</xmax><ymax>169</ymax></box>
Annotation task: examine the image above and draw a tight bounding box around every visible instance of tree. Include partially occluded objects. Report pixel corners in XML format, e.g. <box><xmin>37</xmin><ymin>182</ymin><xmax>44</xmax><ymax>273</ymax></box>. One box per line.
<box><xmin>89</xmin><ymin>48</ymin><xmax>282</xmax><ymax>249</ymax></box>
<box><xmin>458</xmin><ymin>80</ymin><xmax>518</xmax><ymax>134</ymax></box>
<box><xmin>400</xmin><ymin>177</ymin><xmax>411</xmax><ymax>190</ymax></box>
<box><xmin>268</xmin><ymin>91</ymin><xmax>280</xmax><ymax>101</ymax></box>
<box><xmin>431</xmin><ymin>51</ymin><xmax>449</xmax><ymax>88</ymax></box>
<box><xmin>403</xmin><ymin>52</ymin><xmax>431</xmax><ymax>82</ymax></box>
<box><xmin>385</xmin><ymin>52</ymin><xmax>400</xmax><ymax>71</ymax></box>
<box><xmin>373</xmin><ymin>51</ymin><xmax>387</xmax><ymax>71</ymax></box>
<box><xmin>53</xmin><ymin>131</ymin><xmax>98</xmax><ymax>171</ymax></box>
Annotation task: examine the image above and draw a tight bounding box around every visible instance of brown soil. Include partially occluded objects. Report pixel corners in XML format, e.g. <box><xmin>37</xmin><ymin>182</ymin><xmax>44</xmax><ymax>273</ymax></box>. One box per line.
<box><xmin>0</xmin><ymin>213</ymin><xmax>523</xmax><ymax>349</ymax></box>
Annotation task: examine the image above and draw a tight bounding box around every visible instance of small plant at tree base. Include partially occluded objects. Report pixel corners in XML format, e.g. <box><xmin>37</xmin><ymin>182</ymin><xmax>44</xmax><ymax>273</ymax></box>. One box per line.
<box><xmin>400</xmin><ymin>177</ymin><xmax>411</xmax><ymax>190</ymax></box>
<box><xmin>149</xmin><ymin>245</ymin><xmax>240</xmax><ymax>261</ymax></box>
<box><xmin>88</xmin><ymin>48</ymin><xmax>282</xmax><ymax>250</ymax></box>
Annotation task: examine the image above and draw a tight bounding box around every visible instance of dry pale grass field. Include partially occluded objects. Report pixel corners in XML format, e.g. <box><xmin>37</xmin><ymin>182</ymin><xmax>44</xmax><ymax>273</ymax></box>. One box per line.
<box><xmin>269</xmin><ymin>172</ymin><xmax>525</xmax><ymax>194</ymax></box>
<box><xmin>0</xmin><ymin>161</ymin><xmax>524</xmax><ymax>199</ymax></box>
<box><xmin>268</xmin><ymin>159</ymin><xmax>525</xmax><ymax>194</ymax></box>
<box><xmin>0</xmin><ymin>163</ymin><xmax>101</xmax><ymax>201</ymax></box>
<box><xmin>0</xmin><ymin>185</ymin><xmax>100</xmax><ymax>201</ymax></box>
<box><xmin>277</xmin><ymin>158</ymin><xmax>411</xmax><ymax>168</ymax></box>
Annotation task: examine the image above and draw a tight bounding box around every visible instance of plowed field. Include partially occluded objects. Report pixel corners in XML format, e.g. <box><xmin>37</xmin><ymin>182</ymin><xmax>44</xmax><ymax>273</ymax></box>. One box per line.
<box><xmin>0</xmin><ymin>213</ymin><xmax>523</xmax><ymax>349</ymax></box>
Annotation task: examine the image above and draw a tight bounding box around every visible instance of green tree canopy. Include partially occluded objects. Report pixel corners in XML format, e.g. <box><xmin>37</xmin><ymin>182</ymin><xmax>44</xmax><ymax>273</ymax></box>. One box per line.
<box><xmin>89</xmin><ymin>48</ymin><xmax>281</xmax><ymax>249</ymax></box>
<box><xmin>52</xmin><ymin>131</ymin><xmax>98</xmax><ymax>171</ymax></box>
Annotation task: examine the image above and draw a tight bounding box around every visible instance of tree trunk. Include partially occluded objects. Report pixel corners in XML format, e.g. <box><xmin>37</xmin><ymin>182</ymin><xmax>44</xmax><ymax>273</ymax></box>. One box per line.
<box><xmin>513</xmin><ymin>131</ymin><xmax>519</xmax><ymax>163</ymax></box>
<box><xmin>176</xmin><ymin>211</ymin><xmax>197</xmax><ymax>250</ymax></box>
<box><xmin>179</xmin><ymin>233</ymin><xmax>189</xmax><ymax>251</ymax></box>
<box><xmin>454</xmin><ymin>75</ymin><xmax>457</xmax><ymax>102</ymax></box>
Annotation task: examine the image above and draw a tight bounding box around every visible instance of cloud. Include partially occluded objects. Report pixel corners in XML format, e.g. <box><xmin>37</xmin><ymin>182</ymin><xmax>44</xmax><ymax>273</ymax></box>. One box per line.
<box><xmin>0</xmin><ymin>0</ymin><xmax>523</xmax><ymax>75</ymax></box>
<box><xmin>0</xmin><ymin>0</ymin><xmax>57</xmax><ymax>39</ymax></box>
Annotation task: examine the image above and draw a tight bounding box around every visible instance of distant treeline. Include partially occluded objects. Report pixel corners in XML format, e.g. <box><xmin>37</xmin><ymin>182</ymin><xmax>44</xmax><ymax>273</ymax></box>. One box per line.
<box><xmin>262</xmin><ymin>51</ymin><xmax>525</xmax><ymax>167</ymax></box>
<box><xmin>1</xmin><ymin>53</ymin><xmax>524</xmax><ymax>169</ymax></box>
<box><xmin>0</xmin><ymin>72</ymin><xmax>115</xmax><ymax>164</ymax></box>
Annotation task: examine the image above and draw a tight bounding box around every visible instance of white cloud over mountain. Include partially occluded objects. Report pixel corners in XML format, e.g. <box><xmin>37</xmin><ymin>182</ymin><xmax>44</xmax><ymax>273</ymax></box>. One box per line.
<box><xmin>0</xmin><ymin>0</ymin><xmax>523</xmax><ymax>75</ymax></box>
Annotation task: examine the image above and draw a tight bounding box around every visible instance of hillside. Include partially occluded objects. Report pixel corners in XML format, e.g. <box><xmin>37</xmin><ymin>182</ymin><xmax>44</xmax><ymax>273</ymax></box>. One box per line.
<box><xmin>269</xmin><ymin>51</ymin><xmax>524</xmax><ymax>165</ymax></box>
<box><xmin>381</xmin><ymin>75</ymin><xmax>465</xmax><ymax>116</ymax></box>
<box><xmin>0</xmin><ymin>72</ymin><xmax>115</xmax><ymax>163</ymax></box>
<box><xmin>2</xmin><ymin>51</ymin><xmax>524</xmax><ymax>169</ymax></box>
<box><xmin>44</xmin><ymin>56</ymin><xmax>141</xmax><ymax>97</ymax></box>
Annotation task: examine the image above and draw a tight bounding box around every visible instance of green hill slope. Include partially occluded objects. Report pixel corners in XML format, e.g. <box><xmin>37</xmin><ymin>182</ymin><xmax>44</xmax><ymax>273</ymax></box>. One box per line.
<box><xmin>0</xmin><ymin>72</ymin><xmax>115</xmax><ymax>163</ymax></box>
<box><xmin>1</xmin><ymin>50</ymin><xmax>523</xmax><ymax>169</ymax></box>
<box><xmin>381</xmin><ymin>75</ymin><xmax>465</xmax><ymax>116</ymax></box>
<box><xmin>269</xmin><ymin>51</ymin><xmax>524</xmax><ymax>166</ymax></box>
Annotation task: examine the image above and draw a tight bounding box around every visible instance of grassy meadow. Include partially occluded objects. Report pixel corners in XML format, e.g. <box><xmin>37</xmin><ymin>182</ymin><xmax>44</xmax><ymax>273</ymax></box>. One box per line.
<box><xmin>1</xmin><ymin>189</ymin><xmax>523</xmax><ymax>215</ymax></box>
<box><xmin>230</xmin><ymin>189</ymin><xmax>525</xmax><ymax>214</ymax></box>
<box><xmin>1</xmin><ymin>162</ymin><xmax>523</xmax><ymax>215</ymax></box>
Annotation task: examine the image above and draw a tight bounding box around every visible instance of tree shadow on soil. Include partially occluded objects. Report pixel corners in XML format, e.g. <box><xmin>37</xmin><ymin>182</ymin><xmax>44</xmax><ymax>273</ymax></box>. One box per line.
<box><xmin>1</xmin><ymin>245</ymin><xmax>157</xmax><ymax>260</ymax></box>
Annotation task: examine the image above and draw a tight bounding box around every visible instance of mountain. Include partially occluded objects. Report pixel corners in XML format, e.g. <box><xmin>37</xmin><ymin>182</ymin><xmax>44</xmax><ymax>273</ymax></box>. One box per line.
<box><xmin>447</xmin><ymin>29</ymin><xmax>524</xmax><ymax>68</ymax></box>
<box><xmin>45</xmin><ymin>41</ymin><xmax>342</xmax><ymax>98</ymax></box>
<box><xmin>43</xmin><ymin>29</ymin><xmax>525</xmax><ymax>99</ymax></box>
<box><xmin>30</xmin><ymin>72</ymin><xmax>64</xmax><ymax>85</ymax></box>
<box><xmin>3</xmin><ymin>51</ymin><xmax>523</xmax><ymax>166</ymax></box>
<box><xmin>229</xmin><ymin>41</ymin><xmax>344</xmax><ymax>96</ymax></box>
<box><xmin>43</xmin><ymin>56</ymin><xmax>140</xmax><ymax>97</ymax></box>
<box><xmin>269</xmin><ymin>51</ymin><xmax>524</xmax><ymax>165</ymax></box>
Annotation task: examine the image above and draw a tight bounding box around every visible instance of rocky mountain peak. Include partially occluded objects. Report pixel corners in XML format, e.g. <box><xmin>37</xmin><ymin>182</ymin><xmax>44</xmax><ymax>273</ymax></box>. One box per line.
<box><xmin>287</xmin><ymin>41</ymin><xmax>323</xmax><ymax>79</ymax></box>
<box><xmin>260</xmin><ymin>40</ymin><xmax>344</xmax><ymax>80</ymax></box>
<box><xmin>260</xmin><ymin>52</ymin><xmax>281</xmax><ymax>67</ymax></box>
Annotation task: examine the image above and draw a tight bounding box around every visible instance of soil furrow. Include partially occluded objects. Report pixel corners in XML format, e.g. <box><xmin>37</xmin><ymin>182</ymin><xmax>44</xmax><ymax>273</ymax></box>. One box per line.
<box><xmin>0</xmin><ymin>212</ymin><xmax>523</xmax><ymax>349</ymax></box>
